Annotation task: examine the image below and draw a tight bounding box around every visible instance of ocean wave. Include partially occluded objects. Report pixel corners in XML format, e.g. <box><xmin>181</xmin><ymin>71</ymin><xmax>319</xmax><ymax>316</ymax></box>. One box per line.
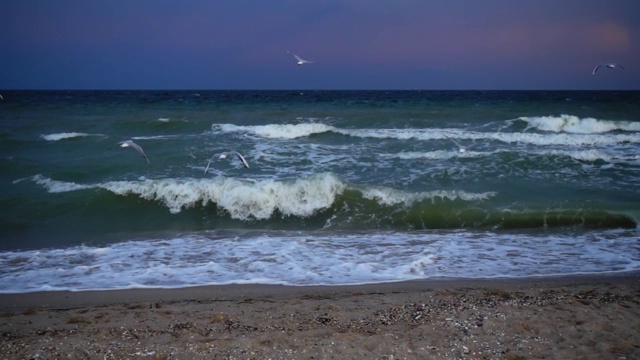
<box><xmin>32</xmin><ymin>174</ymin><xmax>93</xmax><ymax>193</ymax></box>
<box><xmin>41</xmin><ymin>132</ymin><xmax>101</xmax><ymax>141</ymax></box>
<box><xmin>213</xmin><ymin>123</ymin><xmax>335</xmax><ymax>139</ymax></box>
<box><xmin>131</xmin><ymin>134</ymin><xmax>187</xmax><ymax>140</ymax></box>
<box><xmin>213</xmin><ymin>122</ymin><xmax>438</xmax><ymax>140</ymax></box>
<box><xmin>540</xmin><ymin>149</ymin><xmax>613</xmax><ymax>162</ymax></box>
<box><xmin>391</xmin><ymin>148</ymin><xmax>616</xmax><ymax>164</ymax></box>
<box><xmin>27</xmin><ymin>173</ymin><xmax>497</xmax><ymax>220</ymax></box>
<box><xmin>359</xmin><ymin>186</ymin><xmax>495</xmax><ymax>206</ymax></box>
<box><xmin>519</xmin><ymin>115</ymin><xmax>640</xmax><ymax>134</ymax></box>
<box><xmin>100</xmin><ymin>173</ymin><xmax>346</xmax><ymax>218</ymax></box>
<box><xmin>2</xmin><ymin>228</ymin><xmax>639</xmax><ymax>292</ymax></box>
<box><xmin>22</xmin><ymin>174</ymin><xmax>638</xmax><ymax>230</ymax></box>
<box><xmin>211</xmin><ymin>122</ymin><xmax>640</xmax><ymax>146</ymax></box>
<box><xmin>393</xmin><ymin>150</ymin><xmax>489</xmax><ymax>160</ymax></box>
<box><xmin>28</xmin><ymin>173</ymin><xmax>348</xmax><ymax>218</ymax></box>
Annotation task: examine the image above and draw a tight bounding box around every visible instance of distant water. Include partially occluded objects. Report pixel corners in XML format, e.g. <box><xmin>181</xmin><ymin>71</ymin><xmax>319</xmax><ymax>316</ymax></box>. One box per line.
<box><xmin>1</xmin><ymin>90</ymin><xmax>639</xmax><ymax>293</ymax></box>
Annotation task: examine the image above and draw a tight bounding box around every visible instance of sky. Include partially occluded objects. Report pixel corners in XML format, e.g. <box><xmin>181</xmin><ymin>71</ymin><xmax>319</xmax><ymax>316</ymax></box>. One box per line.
<box><xmin>1</xmin><ymin>0</ymin><xmax>639</xmax><ymax>90</ymax></box>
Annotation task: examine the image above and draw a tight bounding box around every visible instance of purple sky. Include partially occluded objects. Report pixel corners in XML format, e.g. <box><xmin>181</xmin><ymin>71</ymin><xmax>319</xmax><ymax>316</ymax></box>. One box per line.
<box><xmin>1</xmin><ymin>0</ymin><xmax>639</xmax><ymax>90</ymax></box>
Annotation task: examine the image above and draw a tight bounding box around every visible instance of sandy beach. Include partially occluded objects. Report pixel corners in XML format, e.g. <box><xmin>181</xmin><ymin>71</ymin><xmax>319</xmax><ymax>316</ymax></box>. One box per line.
<box><xmin>1</xmin><ymin>275</ymin><xmax>639</xmax><ymax>360</ymax></box>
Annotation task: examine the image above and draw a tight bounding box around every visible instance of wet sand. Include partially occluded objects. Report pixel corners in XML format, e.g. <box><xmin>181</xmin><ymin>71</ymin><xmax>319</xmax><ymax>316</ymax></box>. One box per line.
<box><xmin>1</xmin><ymin>275</ymin><xmax>639</xmax><ymax>359</ymax></box>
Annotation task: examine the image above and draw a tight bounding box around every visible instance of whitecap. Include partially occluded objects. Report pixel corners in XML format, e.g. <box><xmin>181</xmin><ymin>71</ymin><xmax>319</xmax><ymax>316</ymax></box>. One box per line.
<box><xmin>360</xmin><ymin>186</ymin><xmax>496</xmax><ymax>206</ymax></box>
<box><xmin>27</xmin><ymin>174</ymin><xmax>496</xmax><ymax>218</ymax></box>
<box><xmin>519</xmin><ymin>115</ymin><xmax>640</xmax><ymax>134</ymax></box>
<box><xmin>31</xmin><ymin>174</ymin><xmax>93</xmax><ymax>193</ymax></box>
<box><xmin>41</xmin><ymin>132</ymin><xmax>96</xmax><ymax>141</ymax></box>
<box><xmin>100</xmin><ymin>173</ymin><xmax>348</xmax><ymax>218</ymax></box>
<box><xmin>213</xmin><ymin>123</ymin><xmax>335</xmax><ymax>139</ymax></box>
<box><xmin>538</xmin><ymin>149</ymin><xmax>613</xmax><ymax>162</ymax></box>
<box><xmin>394</xmin><ymin>150</ymin><xmax>488</xmax><ymax>160</ymax></box>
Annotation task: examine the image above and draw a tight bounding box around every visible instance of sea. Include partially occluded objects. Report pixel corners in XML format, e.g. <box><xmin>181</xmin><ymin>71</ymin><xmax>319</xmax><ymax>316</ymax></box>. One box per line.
<box><xmin>1</xmin><ymin>90</ymin><xmax>639</xmax><ymax>293</ymax></box>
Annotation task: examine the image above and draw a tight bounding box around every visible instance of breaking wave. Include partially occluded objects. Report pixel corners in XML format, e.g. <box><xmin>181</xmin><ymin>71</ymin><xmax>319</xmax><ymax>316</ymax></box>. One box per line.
<box><xmin>28</xmin><ymin>173</ymin><xmax>496</xmax><ymax>220</ymax></box>
<box><xmin>212</xmin><ymin>122</ymin><xmax>640</xmax><ymax>146</ymax></box>
<box><xmin>213</xmin><ymin>123</ymin><xmax>335</xmax><ymax>139</ymax></box>
<box><xmin>41</xmin><ymin>132</ymin><xmax>102</xmax><ymax>141</ymax></box>
<box><xmin>26</xmin><ymin>173</ymin><xmax>636</xmax><ymax>230</ymax></box>
<box><xmin>519</xmin><ymin>115</ymin><xmax>640</xmax><ymax>134</ymax></box>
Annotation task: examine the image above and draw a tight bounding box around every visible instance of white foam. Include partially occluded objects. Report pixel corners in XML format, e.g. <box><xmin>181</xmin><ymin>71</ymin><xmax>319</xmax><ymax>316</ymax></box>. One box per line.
<box><xmin>539</xmin><ymin>149</ymin><xmax>613</xmax><ymax>162</ymax></box>
<box><xmin>98</xmin><ymin>173</ymin><xmax>347</xmax><ymax>218</ymax></box>
<box><xmin>131</xmin><ymin>134</ymin><xmax>185</xmax><ymax>140</ymax></box>
<box><xmin>214</xmin><ymin>123</ymin><xmax>335</xmax><ymax>139</ymax></box>
<box><xmin>491</xmin><ymin>131</ymin><xmax>639</xmax><ymax>146</ymax></box>
<box><xmin>400</xmin><ymin>148</ymin><xmax>617</xmax><ymax>164</ymax></box>
<box><xmin>29</xmin><ymin>174</ymin><xmax>497</xmax><ymax>218</ymax></box>
<box><xmin>360</xmin><ymin>186</ymin><xmax>496</xmax><ymax>206</ymax></box>
<box><xmin>212</xmin><ymin>122</ymin><xmax>640</xmax><ymax>146</ymax></box>
<box><xmin>31</xmin><ymin>174</ymin><xmax>93</xmax><ymax>193</ymax></box>
<box><xmin>394</xmin><ymin>150</ymin><xmax>488</xmax><ymax>160</ymax></box>
<box><xmin>41</xmin><ymin>132</ymin><xmax>97</xmax><ymax>141</ymax></box>
<box><xmin>520</xmin><ymin>115</ymin><xmax>640</xmax><ymax>134</ymax></box>
<box><xmin>1</xmin><ymin>229</ymin><xmax>638</xmax><ymax>293</ymax></box>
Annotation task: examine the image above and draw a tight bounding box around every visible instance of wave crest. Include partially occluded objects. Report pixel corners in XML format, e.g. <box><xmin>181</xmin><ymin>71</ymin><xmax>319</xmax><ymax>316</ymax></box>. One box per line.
<box><xmin>25</xmin><ymin>175</ymin><xmax>635</xmax><ymax>230</ymax></box>
<box><xmin>361</xmin><ymin>186</ymin><xmax>496</xmax><ymax>206</ymax></box>
<box><xmin>41</xmin><ymin>132</ymin><xmax>95</xmax><ymax>141</ymax></box>
<box><xmin>101</xmin><ymin>173</ymin><xmax>348</xmax><ymax>218</ymax></box>
<box><xmin>519</xmin><ymin>115</ymin><xmax>640</xmax><ymax>134</ymax></box>
<box><xmin>28</xmin><ymin>174</ymin><xmax>498</xmax><ymax>221</ymax></box>
<box><xmin>212</xmin><ymin>121</ymin><xmax>639</xmax><ymax>147</ymax></box>
<box><xmin>31</xmin><ymin>174</ymin><xmax>93</xmax><ymax>192</ymax></box>
<box><xmin>214</xmin><ymin>123</ymin><xmax>335</xmax><ymax>139</ymax></box>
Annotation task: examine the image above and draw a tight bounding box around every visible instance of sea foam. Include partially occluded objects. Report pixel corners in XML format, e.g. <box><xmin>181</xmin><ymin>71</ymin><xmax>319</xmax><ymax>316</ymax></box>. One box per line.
<box><xmin>1</xmin><ymin>229</ymin><xmax>638</xmax><ymax>292</ymax></box>
<box><xmin>32</xmin><ymin>174</ymin><xmax>93</xmax><ymax>193</ymax></box>
<box><xmin>101</xmin><ymin>173</ymin><xmax>347</xmax><ymax>218</ymax></box>
<box><xmin>520</xmin><ymin>115</ymin><xmax>640</xmax><ymax>134</ymax></box>
<box><xmin>214</xmin><ymin>123</ymin><xmax>335</xmax><ymax>139</ymax></box>
<box><xmin>213</xmin><ymin>122</ymin><xmax>640</xmax><ymax>146</ymax></box>
<box><xmin>360</xmin><ymin>186</ymin><xmax>496</xmax><ymax>206</ymax></box>
<box><xmin>28</xmin><ymin>173</ymin><xmax>496</xmax><ymax>219</ymax></box>
<box><xmin>41</xmin><ymin>132</ymin><xmax>96</xmax><ymax>141</ymax></box>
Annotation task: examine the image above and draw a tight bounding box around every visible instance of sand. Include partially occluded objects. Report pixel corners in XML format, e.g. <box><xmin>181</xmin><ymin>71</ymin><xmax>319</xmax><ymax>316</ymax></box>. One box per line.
<box><xmin>1</xmin><ymin>275</ymin><xmax>639</xmax><ymax>360</ymax></box>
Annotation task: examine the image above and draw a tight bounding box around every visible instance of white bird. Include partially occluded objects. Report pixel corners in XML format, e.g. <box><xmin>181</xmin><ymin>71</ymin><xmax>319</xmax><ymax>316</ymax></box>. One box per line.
<box><xmin>287</xmin><ymin>50</ymin><xmax>314</xmax><ymax>65</ymax></box>
<box><xmin>205</xmin><ymin>151</ymin><xmax>249</xmax><ymax>173</ymax></box>
<box><xmin>592</xmin><ymin>63</ymin><xmax>625</xmax><ymax>75</ymax></box>
<box><xmin>443</xmin><ymin>134</ymin><xmax>467</xmax><ymax>153</ymax></box>
<box><xmin>108</xmin><ymin>140</ymin><xmax>150</xmax><ymax>164</ymax></box>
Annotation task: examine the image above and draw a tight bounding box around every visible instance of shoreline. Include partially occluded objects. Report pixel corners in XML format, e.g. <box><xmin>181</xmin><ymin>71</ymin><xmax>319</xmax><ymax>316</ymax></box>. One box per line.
<box><xmin>2</xmin><ymin>274</ymin><xmax>639</xmax><ymax>359</ymax></box>
<box><xmin>1</xmin><ymin>272</ymin><xmax>640</xmax><ymax>311</ymax></box>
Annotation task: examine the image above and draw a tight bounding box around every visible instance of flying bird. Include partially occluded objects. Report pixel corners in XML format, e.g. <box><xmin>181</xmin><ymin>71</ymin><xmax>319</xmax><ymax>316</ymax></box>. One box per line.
<box><xmin>287</xmin><ymin>51</ymin><xmax>314</xmax><ymax>65</ymax></box>
<box><xmin>107</xmin><ymin>140</ymin><xmax>150</xmax><ymax>164</ymax></box>
<box><xmin>205</xmin><ymin>151</ymin><xmax>249</xmax><ymax>173</ymax></box>
<box><xmin>592</xmin><ymin>63</ymin><xmax>625</xmax><ymax>75</ymax></box>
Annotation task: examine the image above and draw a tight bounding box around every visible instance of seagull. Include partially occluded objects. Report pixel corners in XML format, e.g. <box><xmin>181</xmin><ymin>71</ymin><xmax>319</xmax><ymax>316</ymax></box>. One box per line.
<box><xmin>443</xmin><ymin>134</ymin><xmax>467</xmax><ymax>153</ymax></box>
<box><xmin>204</xmin><ymin>151</ymin><xmax>249</xmax><ymax>173</ymax></box>
<box><xmin>107</xmin><ymin>140</ymin><xmax>150</xmax><ymax>164</ymax></box>
<box><xmin>287</xmin><ymin>50</ymin><xmax>314</xmax><ymax>65</ymax></box>
<box><xmin>592</xmin><ymin>63</ymin><xmax>625</xmax><ymax>75</ymax></box>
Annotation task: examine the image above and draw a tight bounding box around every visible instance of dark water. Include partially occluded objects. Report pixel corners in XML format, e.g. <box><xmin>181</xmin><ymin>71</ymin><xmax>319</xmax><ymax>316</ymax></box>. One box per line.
<box><xmin>1</xmin><ymin>90</ymin><xmax>639</xmax><ymax>292</ymax></box>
